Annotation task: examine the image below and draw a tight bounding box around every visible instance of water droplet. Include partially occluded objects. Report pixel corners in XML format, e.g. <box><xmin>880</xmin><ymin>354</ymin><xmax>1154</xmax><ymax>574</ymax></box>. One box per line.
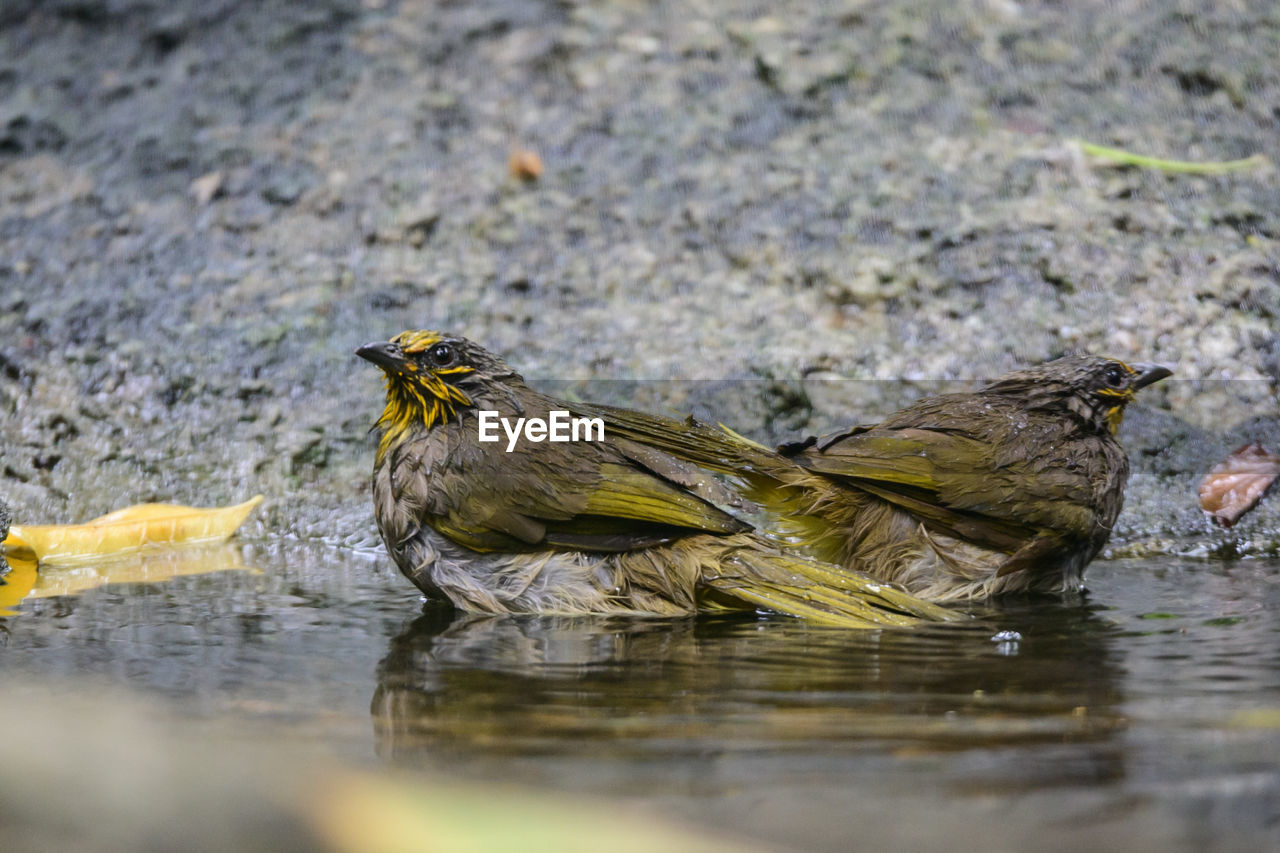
<box><xmin>991</xmin><ymin>629</ymin><xmax>1021</xmax><ymax>657</ymax></box>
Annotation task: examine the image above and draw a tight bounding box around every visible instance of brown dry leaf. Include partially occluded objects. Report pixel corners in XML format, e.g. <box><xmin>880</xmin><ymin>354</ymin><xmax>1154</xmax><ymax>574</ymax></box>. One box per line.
<box><xmin>2</xmin><ymin>495</ymin><xmax>264</xmax><ymax>566</ymax></box>
<box><xmin>1198</xmin><ymin>444</ymin><xmax>1280</xmax><ymax>528</ymax></box>
<box><xmin>508</xmin><ymin>149</ymin><xmax>543</xmax><ymax>181</ymax></box>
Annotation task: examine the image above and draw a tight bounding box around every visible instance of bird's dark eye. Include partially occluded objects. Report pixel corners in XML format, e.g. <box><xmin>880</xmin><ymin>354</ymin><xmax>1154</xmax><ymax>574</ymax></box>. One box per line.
<box><xmin>1103</xmin><ymin>364</ymin><xmax>1126</xmax><ymax>388</ymax></box>
<box><xmin>428</xmin><ymin>343</ymin><xmax>456</xmax><ymax>367</ymax></box>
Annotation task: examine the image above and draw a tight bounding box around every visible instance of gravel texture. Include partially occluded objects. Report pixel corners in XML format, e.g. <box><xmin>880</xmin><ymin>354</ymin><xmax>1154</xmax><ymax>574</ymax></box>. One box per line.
<box><xmin>1</xmin><ymin>0</ymin><xmax>1277</xmax><ymax>555</ymax></box>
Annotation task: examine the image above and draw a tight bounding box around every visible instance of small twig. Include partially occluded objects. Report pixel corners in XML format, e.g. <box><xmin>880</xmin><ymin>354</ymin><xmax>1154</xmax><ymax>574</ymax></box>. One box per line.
<box><xmin>1074</xmin><ymin>140</ymin><xmax>1268</xmax><ymax>174</ymax></box>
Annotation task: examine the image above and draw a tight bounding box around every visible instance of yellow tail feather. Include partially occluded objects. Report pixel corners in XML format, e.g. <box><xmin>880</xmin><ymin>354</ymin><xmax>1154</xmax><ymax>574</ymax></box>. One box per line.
<box><xmin>707</xmin><ymin>544</ymin><xmax>960</xmax><ymax>628</ymax></box>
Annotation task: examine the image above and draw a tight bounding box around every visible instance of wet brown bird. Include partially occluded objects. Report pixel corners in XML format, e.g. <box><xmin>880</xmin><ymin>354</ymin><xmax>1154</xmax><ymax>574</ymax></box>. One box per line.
<box><xmin>356</xmin><ymin>330</ymin><xmax>952</xmax><ymax>627</ymax></box>
<box><xmin>600</xmin><ymin>355</ymin><xmax>1171</xmax><ymax>602</ymax></box>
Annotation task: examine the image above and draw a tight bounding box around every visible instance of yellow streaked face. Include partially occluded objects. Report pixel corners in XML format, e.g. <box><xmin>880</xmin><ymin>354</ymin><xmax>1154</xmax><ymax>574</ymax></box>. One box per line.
<box><xmin>1092</xmin><ymin>360</ymin><xmax>1140</xmax><ymax>435</ymax></box>
<box><xmin>365</xmin><ymin>330</ymin><xmax>478</xmax><ymax>458</ymax></box>
<box><xmin>990</xmin><ymin>354</ymin><xmax>1170</xmax><ymax>437</ymax></box>
<box><xmin>393</xmin><ymin>330</ymin><xmax>470</xmax><ymax>373</ymax></box>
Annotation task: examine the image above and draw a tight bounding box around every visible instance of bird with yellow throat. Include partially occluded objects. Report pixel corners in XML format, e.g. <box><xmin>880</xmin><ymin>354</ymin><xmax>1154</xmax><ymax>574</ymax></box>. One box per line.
<box><xmin>356</xmin><ymin>330</ymin><xmax>954</xmax><ymax>627</ymax></box>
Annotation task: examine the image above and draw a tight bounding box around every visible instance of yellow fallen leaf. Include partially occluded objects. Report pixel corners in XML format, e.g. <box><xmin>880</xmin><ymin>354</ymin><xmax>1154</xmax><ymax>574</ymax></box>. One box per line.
<box><xmin>0</xmin><ymin>555</ymin><xmax>38</xmax><ymax>615</ymax></box>
<box><xmin>34</xmin><ymin>545</ymin><xmax>256</xmax><ymax>598</ymax></box>
<box><xmin>0</xmin><ymin>546</ymin><xmax>256</xmax><ymax>615</ymax></box>
<box><xmin>2</xmin><ymin>496</ymin><xmax>264</xmax><ymax>567</ymax></box>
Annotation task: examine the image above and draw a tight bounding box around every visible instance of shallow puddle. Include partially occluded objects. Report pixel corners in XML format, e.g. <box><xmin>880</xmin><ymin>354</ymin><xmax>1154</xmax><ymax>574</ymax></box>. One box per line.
<box><xmin>2</xmin><ymin>545</ymin><xmax>1278</xmax><ymax>850</ymax></box>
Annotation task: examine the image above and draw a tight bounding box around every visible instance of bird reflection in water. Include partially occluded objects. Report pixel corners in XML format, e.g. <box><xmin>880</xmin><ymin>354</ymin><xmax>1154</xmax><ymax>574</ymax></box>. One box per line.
<box><xmin>371</xmin><ymin>599</ymin><xmax>1130</xmax><ymax>793</ymax></box>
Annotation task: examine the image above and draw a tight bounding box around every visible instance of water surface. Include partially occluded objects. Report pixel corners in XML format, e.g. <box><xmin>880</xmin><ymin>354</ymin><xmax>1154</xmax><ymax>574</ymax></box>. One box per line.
<box><xmin>2</xmin><ymin>545</ymin><xmax>1278</xmax><ymax>851</ymax></box>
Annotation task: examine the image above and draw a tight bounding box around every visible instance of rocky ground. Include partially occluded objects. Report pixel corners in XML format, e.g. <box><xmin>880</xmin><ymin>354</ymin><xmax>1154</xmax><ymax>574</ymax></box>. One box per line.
<box><xmin>1</xmin><ymin>0</ymin><xmax>1277</xmax><ymax>555</ymax></box>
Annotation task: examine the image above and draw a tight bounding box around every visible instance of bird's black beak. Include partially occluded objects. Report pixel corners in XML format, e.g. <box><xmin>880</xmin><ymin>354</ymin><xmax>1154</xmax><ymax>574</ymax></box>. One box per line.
<box><xmin>355</xmin><ymin>341</ymin><xmax>406</xmax><ymax>373</ymax></box>
<box><xmin>1130</xmin><ymin>362</ymin><xmax>1173</xmax><ymax>390</ymax></box>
